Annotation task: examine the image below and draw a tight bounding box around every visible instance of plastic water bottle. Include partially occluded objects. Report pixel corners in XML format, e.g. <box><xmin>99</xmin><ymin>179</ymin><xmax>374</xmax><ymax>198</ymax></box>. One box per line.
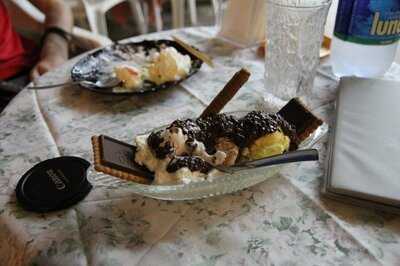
<box><xmin>331</xmin><ymin>1</ymin><xmax>400</xmax><ymax>77</ymax></box>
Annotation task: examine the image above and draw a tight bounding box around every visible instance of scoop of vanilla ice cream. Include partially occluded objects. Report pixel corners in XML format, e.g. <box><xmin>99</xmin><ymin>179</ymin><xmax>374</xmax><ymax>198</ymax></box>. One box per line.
<box><xmin>148</xmin><ymin>47</ymin><xmax>191</xmax><ymax>85</ymax></box>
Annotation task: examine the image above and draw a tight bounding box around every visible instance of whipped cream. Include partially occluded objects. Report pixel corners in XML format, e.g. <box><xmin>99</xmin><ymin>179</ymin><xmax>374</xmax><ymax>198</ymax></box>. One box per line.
<box><xmin>134</xmin><ymin>127</ymin><xmax>234</xmax><ymax>185</ymax></box>
<box><xmin>134</xmin><ymin>133</ymin><xmax>209</xmax><ymax>185</ymax></box>
<box><xmin>158</xmin><ymin>127</ymin><xmax>227</xmax><ymax>166</ymax></box>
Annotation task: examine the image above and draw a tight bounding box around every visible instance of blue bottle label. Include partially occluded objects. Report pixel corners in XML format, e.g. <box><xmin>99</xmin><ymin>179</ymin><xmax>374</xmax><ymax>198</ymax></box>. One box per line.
<box><xmin>334</xmin><ymin>0</ymin><xmax>400</xmax><ymax>45</ymax></box>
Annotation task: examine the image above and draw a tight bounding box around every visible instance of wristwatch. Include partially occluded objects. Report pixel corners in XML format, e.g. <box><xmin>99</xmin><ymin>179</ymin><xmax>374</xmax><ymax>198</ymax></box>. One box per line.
<box><xmin>41</xmin><ymin>26</ymin><xmax>72</xmax><ymax>44</ymax></box>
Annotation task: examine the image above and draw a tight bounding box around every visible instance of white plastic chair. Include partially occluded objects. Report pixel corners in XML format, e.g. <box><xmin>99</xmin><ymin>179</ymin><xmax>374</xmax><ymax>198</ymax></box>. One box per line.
<box><xmin>142</xmin><ymin>0</ymin><xmax>163</xmax><ymax>32</ymax></box>
<box><xmin>6</xmin><ymin>0</ymin><xmax>112</xmax><ymax>47</ymax></box>
<box><xmin>136</xmin><ymin>0</ymin><xmax>199</xmax><ymax>31</ymax></box>
<box><xmin>170</xmin><ymin>0</ymin><xmax>197</xmax><ymax>28</ymax></box>
<box><xmin>171</xmin><ymin>0</ymin><xmax>218</xmax><ymax>28</ymax></box>
<box><xmin>81</xmin><ymin>0</ymin><xmax>216</xmax><ymax>36</ymax></box>
<box><xmin>81</xmin><ymin>0</ymin><xmax>148</xmax><ymax>36</ymax></box>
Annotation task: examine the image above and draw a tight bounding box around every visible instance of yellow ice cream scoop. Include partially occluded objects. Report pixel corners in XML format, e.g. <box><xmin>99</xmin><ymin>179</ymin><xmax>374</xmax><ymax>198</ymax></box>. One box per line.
<box><xmin>244</xmin><ymin>130</ymin><xmax>290</xmax><ymax>160</ymax></box>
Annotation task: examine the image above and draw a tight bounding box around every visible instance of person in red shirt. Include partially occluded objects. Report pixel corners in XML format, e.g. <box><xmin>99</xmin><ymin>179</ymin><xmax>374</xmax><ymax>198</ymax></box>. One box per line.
<box><xmin>1</xmin><ymin>0</ymin><xmax>73</xmax><ymax>81</ymax></box>
<box><xmin>0</xmin><ymin>0</ymin><xmax>74</xmax><ymax>110</ymax></box>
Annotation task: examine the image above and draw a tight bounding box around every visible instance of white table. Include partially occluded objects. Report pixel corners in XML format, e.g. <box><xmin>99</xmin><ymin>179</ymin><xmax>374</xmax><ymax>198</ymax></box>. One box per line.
<box><xmin>1</xmin><ymin>27</ymin><xmax>400</xmax><ymax>265</ymax></box>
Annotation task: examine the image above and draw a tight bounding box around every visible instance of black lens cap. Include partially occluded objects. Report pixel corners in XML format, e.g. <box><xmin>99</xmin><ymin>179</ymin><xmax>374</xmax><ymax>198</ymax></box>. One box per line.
<box><xmin>16</xmin><ymin>156</ymin><xmax>92</xmax><ymax>212</ymax></box>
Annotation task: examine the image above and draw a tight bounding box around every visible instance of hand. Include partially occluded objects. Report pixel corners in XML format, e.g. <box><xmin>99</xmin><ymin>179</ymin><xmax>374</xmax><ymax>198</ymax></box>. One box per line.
<box><xmin>30</xmin><ymin>33</ymin><xmax>69</xmax><ymax>81</ymax></box>
<box><xmin>30</xmin><ymin>53</ymin><xmax>68</xmax><ymax>81</ymax></box>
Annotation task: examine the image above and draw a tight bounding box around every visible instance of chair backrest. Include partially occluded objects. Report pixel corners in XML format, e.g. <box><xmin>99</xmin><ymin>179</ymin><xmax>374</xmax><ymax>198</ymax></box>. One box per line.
<box><xmin>5</xmin><ymin>0</ymin><xmax>112</xmax><ymax>46</ymax></box>
<box><xmin>4</xmin><ymin>0</ymin><xmax>44</xmax><ymax>41</ymax></box>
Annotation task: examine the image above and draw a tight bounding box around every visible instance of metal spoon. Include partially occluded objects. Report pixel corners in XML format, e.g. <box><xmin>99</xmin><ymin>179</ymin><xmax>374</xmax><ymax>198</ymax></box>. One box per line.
<box><xmin>215</xmin><ymin>149</ymin><xmax>319</xmax><ymax>174</ymax></box>
<box><xmin>27</xmin><ymin>77</ymin><xmax>121</xmax><ymax>90</ymax></box>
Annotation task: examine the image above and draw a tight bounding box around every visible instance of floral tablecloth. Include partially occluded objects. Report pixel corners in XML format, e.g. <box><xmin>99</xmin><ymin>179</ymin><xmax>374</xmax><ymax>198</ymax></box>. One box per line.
<box><xmin>1</xmin><ymin>27</ymin><xmax>400</xmax><ymax>266</ymax></box>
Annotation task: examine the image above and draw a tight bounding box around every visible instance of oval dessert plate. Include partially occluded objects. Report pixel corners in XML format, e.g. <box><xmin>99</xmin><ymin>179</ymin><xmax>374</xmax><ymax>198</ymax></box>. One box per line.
<box><xmin>90</xmin><ymin>111</ymin><xmax>328</xmax><ymax>200</ymax></box>
<box><xmin>71</xmin><ymin>39</ymin><xmax>203</xmax><ymax>95</ymax></box>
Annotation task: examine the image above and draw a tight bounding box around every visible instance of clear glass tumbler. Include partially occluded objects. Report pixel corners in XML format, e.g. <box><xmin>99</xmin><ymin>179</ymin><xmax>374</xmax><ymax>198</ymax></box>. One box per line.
<box><xmin>264</xmin><ymin>0</ymin><xmax>332</xmax><ymax>100</ymax></box>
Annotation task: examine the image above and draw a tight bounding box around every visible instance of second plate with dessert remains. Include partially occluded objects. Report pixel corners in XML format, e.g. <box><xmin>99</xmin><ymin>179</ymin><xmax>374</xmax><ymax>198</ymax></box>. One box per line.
<box><xmin>91</xmin><ymin>99</ymin><xmax>328</xmax><ymax>200</ymax></box>
<box><xmin>71</xmin><ymin>39</ymin><xmax>203</xmax><ymax>94</ymax></box>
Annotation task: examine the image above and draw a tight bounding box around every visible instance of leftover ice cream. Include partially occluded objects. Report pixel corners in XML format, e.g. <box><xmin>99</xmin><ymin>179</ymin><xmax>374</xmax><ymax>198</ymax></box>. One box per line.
<box><xmin>113</xmin><ymin>46</ymin><xmax>192</xmax><ymax>91</ymax></box>
<box><xmin>147</xmin><ymin>47</ymin><xmax>192</xmax><ymax>85</ymax></box>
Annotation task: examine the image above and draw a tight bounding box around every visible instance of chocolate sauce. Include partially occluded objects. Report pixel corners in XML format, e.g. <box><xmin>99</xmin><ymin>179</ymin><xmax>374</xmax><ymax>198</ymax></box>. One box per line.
<box><xmin>236</xmin><ymin>111</ymin><xmax>278</xmax><ymax>147</ymax></box>
<box><xmin>167</xmin><ymin>119</ymin><xmax>201</xmax><ymax>154</ymax></box>
<box><xmin>167</xmin><ymin>119</ymin><xmax>200</xmax><ymax>148</ymax></box>
<box><xmin>147</xmin><ymin>130</ymin><xmax>173</xmax><ymax>159</ymax></box>
<box><xmin>167</xmin><ymin>156</ymin><xmax>212</xmax><ymax>174</ymax></box>
<box><xmin>196</xmin><ymin>114</ymin><xmax>239</xmax><ymax>154</ymax></box>
<box><xmin>147</xmin><ymin>111</ymin><xmax>298</xmax><ymax>172</ymax></box>
<box><xmin>237</xmin><ymin>112</ymin><xmax>298</xmax><ymax>150</ymax></box>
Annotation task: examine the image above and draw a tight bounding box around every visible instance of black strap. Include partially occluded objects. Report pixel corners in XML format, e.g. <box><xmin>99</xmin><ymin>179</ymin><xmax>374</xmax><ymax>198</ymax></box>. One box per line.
<box><xmin>41</xmin><ymin>26</ymin><xmax>72</xmax><ymax>44</ymax></box>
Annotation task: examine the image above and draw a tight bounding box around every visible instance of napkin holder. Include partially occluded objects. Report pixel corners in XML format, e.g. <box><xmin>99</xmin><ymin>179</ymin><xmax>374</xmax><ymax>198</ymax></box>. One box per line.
<box><xmin>323</xmin><ymin>77</ymin><xmax>400</xmax><ymax>214</ymax></box>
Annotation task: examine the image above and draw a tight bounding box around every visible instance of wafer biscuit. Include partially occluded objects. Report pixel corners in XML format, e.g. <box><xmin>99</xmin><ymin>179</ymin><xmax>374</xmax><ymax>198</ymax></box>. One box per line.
<box><xmin>91</xmin><ymin>135</ymin><xmax>152</xmax><ymax>184</ymax></box>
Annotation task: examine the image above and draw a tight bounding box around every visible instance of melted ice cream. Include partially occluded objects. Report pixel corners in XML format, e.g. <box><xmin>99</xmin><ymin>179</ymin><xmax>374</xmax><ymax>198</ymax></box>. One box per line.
<box><xmin>148</xmin><ymin>47</ymin><xmax>192</xmax><ymax>85</ymax></box>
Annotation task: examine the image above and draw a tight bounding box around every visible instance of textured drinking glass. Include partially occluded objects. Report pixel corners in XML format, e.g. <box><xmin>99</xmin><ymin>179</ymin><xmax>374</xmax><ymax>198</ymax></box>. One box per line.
<box><xmin>264</xmin><ymin>0</ymin><xmax>331</xmax><ymax>100</ymax></box>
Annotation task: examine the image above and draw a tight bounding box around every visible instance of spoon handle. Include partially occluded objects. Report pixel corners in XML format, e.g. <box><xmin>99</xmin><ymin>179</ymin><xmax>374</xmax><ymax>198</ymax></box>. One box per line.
<box><xmin>242</xmin><ymin>149</ymin><xmax>319</xmax><ymax>168</ymax></box>
<box><xmin>27</xmin><ymin>81</ymin><xmax>81</xmax><ymax>90</ymax></box>
<box><xmin>216</xmin><ymin>149</ymin><xmax>319</xmax><ymax>173</ymax></box>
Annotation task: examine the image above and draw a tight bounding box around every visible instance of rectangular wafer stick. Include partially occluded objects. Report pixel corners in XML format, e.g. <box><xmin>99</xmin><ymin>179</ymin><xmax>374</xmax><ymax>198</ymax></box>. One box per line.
<box><xmin>172</xmin><ymin>36</ymin><xmax>214</xmax><ymax>68</ymax></box>
<box><xmin>200</xmin><ymin>68</ymin><xmax>251</xmax><ymax>118</ymax></box>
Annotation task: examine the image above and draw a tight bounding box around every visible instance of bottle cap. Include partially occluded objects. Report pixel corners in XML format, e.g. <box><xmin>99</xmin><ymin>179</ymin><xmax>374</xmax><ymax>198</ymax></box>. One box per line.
<box><xmin>16</xmin><ymin>156</ymin><xmax>92</xmax><ymax>212</ymax></box>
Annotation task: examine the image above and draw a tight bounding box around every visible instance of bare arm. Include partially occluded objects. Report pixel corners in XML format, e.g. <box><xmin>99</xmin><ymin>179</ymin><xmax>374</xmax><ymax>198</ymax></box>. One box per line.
<box><xmin>28</xmin><ymin>0</ymin><xmax>73</xmax><ymax>80</ymax></box>
<box><xmin>30</xmin><ymin>0</ymin><xmax>72</xmax><ymax>31</ymax></box>
<box><xmin>5</xmin><ymin>0</ymin><xmax>111</xmax><ymax>54</ymax></box>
